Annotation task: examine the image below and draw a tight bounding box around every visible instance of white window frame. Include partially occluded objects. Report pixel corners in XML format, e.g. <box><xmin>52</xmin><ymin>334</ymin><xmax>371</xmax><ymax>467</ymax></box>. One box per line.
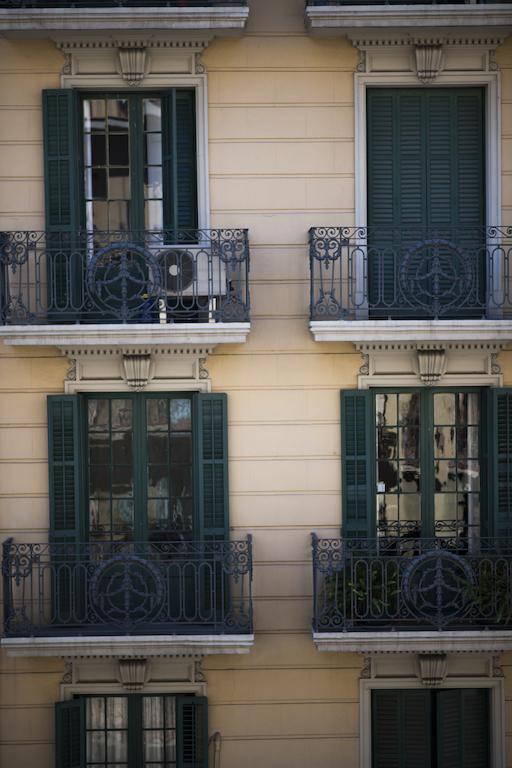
<box><xmin>360</xmin><ymin>676</ymin><xmax>505</xmax><ymax>768</ymax></box>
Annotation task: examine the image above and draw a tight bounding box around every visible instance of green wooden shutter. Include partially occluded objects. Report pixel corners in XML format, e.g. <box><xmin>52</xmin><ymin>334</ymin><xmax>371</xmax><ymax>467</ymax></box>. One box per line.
<box><xmin>436</xmin><ymin>689</ymin><xmax>489</xmax><ymax>768</ymax></box>
<box><xmin>367</xmin><ymin>88</ymin><xmax>485</xmax><ymax>317</ymax></box>
<box><xmin>487</xmin><ymin>389</ymin><xmax>512</xmax><ymax>538</ymax></box>
<box><xmin>372</xmin><ymin>689</ymin><xmax>431</xmax><ymax>768</ymax></box>
<box><xmin>176</xmin><ymin>696</ymin><xmax>208</xmax><ymax>768</ymax></box>
<box><xmin>162</xmin><ymin>89</ymin><xmax>198</xmax><ymax>234</ymax></box>
<box><xmin>196</xmin><ymin>393</ymin><xmax>229</xmax><ymax>542</ymax></box>
<box><xmin>341</xmin><ymin>390</ymin><xmax>374</xmax><ymax>539</ymax></box>
<box><xmin>43</xmin><ymin>89</ymin><xmax>81</xmax><ymax>316</ymax></box>
<box><xmin>48</xmin><ymin>395</ymin><xmax>83</xmax><ymax>544</ymax></box>
<box><xmin>55</xmin><ymin>699</ymin><xmax>85</xmax><ymax>768</ymax></box>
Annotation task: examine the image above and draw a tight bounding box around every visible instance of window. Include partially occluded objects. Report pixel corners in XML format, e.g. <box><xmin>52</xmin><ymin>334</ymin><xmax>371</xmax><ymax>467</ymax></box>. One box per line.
<box><xmin>48</xmin><ymin>392</ymin><xmax>228</xmax><ymax>547</ymax></box>
<box><xmin>55</xmin><ymin>694</ymin><xmax>208</xmax><ymax>768</ymax></box>
<box><xmin>371</xmin><ymin>688</ymin><xmax>490</xmax><ymax>768</ymax></box>
<box><xmin>43</xmin><ymin>88</ymin><xmax>198</xmax><ymax>236</ymax></box>
<box><xmin>341</xmin><ymin>388</ymin><xmax>512</xmax><ymax>541</ymax></box>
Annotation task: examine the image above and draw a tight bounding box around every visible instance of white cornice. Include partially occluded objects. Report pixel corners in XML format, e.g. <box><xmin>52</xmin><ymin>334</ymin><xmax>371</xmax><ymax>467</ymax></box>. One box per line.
<box><xmin>305</xmin><ymin>5</ymin><xmax>512</xmax><ymax>36</ymax></box>
<box><xmin>0</xmin><ymin>6</ymin><xmax>249</xmax><ymax>35</ymax></box>
<box><xmin>0</xmin><ymin>322</ymin><xmax>250</xmax><ymax>348</ymax></box>
<box><xmin>313</xmin><ymin>631</ymin><xmax>512</xmax><ymax>654</ymax></box>
<box><xmin>310</xmin><ymin>319</ymin><xmax>512</xmax><ymax>345</ymax></box>
<box><xmin>1</xmin><ymin>634</ymin><xmax>254</xmax><ymax>658</ymax></box>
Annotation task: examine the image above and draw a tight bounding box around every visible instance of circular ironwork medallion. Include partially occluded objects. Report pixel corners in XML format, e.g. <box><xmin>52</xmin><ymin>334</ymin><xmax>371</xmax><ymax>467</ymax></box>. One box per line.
<box><xmin>403</xmin><ymin>550</ymin><xmax>475</xmax><ymax>626</ymax></box>
<box><xmin>90</xmin><ymin>555</ymin><xmax>164</xmax><ymax>628</ymax></box>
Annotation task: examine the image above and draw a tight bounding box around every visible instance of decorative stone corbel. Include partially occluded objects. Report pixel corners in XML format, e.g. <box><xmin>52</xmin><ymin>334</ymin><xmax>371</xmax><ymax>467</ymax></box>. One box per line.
<box><xmin>415</xmin><ymin>44</ymin><xmax>444</xmax><ymax>84</ymax></box>
<box><xmin>417</xmin><ymin>653</ymin><xmax>447</xmax><ymax>687</ymax></box>
<box><xmin>117</xmin><ymin>46</ymin><xmax>148</xmax><ymax>86</ymax></box>
<box><xmin>118</xmin><ymin>659</ymin><xmax>150</xmax><ymax>691</ymax></box>
<box><xmin>417</xmin><ymin>348</ymin><xmax>447</xmax><ymax>385</ymax></box>
<box><xmin>121</xmin><ymin>353</ymin><xmax>153</xmax><ymax>390</ymax></box>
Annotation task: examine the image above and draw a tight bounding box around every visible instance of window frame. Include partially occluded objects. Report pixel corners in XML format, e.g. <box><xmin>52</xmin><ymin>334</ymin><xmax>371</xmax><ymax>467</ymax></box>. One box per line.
<box><xmin>60</xmin><ymin>72</ymin><xmax>210</xmax><ymax>232</ymax></box>
<box><xmin>360</xmin><ymin>677</ymin><xmax>504</xmax><ymax>768</ymax></box>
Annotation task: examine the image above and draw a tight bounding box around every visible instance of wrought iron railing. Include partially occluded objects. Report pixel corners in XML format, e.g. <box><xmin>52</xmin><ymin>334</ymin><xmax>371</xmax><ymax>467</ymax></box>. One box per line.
<box><xmin>312</xmin><ymin>534</ymin><xmax>512</xmax><ymax>632</ymax></box>
<box><xmin>0</xmin><ymin>229</ymin><xmax>250</xmax><ymax>325</ymax></box>
<box><xmin>0</xmin><ymin>1</ymin><xmax>247</xmax><ymax>7</ymax></box>
<box><xmin>306</xmin><ymin>1</ymin><xmax>510</xmax><ymax>5</ymax></box>
<box><xmin>309</xmin><ymin>226</ymin><xmax>512</xmax><ymax>320</ymax></box>
<box><xmin>2</xmin><ymin>537</ymin><xmax>253</xmax><ymax>636</ymax></box>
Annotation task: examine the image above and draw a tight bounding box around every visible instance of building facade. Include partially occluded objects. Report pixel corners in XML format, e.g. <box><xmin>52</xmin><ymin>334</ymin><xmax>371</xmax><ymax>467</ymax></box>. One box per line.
<box><xmin>1</xmin><ymin>1</ymin><xmax>512</xmax><ymax>766</ymax></box>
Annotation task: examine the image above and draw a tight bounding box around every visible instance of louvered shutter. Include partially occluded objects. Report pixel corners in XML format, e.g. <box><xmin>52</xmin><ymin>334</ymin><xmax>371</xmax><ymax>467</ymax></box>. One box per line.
<box><xmin>48</xmin><ymin>395</ymin><xmax>83</xmax><ymax>544</ymax></box>
<box><xmin>341</xmin><ymin>390</ymin><xmax>374</xmax><ymax>539</ymax></box>
<box><xmin>162</xmin><ymin>89</ymin><xmax>198</xmax><ymax>234</ymax></box>
<box><xmin>487</xmin><ymin>389</ymin><xmax>512</xmax><ymax>538</ymax></box>
<box><xmin>372</xmin><ymin>689</ymin><xmax>431</xmax><ymax>768</ymax></box>
<box><xmin>366</xmin><ymin>88</ymin><xmax>485</xmax><ymax>318</ymax></box>
<box><xmin>196</xmin><ymin>393</ymin><xmax>229</xmax><ymax>542</ymax></box>
<box><xmin>43</xmin><ymin>90</ymin><xmax>81</xmax><ymax>317</ymax></box>
<box><xmin>55</xmin><ymin>699</ymin><xmax>85</xmax><ymax>768</ymax></box>
<box><xmin>176</xmin><ymin>696</ymin><xmax>208</xmax><ymax>768</ymax></box>
<box><xmin>436</xmin><ymin>689</ymin><xmax>489</xmax><ymax>768</ymax></box>
<box><xmin>48</xmin><ymin>395</ymin><xmax>84</xmax><ymax>624</ymax></box>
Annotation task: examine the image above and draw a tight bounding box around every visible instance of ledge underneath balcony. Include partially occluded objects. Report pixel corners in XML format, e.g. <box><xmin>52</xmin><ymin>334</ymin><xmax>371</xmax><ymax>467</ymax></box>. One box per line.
<box><xmin>1</xmin><ymin>634</ymin><xmax>254</xmax><ymax>658</ymax></box>
<box><xmin>310</xmin><ymin>319</ymin><xmax>512</xmax><ymax>345</ymax></box>
<box><xmin>0</xmin><ymin>6</ymin><xmax>249</xmax><ymax>34</ymax></box>
<box><xmin>0</xmin><ymin>322</ymin><xmax>250</xmax><ymax>348</ymax></box>
<box><xmin>305</xmin><ymin>4</ymin><xmax>512</xmax><ymax>34</ymax></box>
<box><xmin>313</xmin><ymin>630</ymin><xmax>512</xmax><ymax>654</ymax></box>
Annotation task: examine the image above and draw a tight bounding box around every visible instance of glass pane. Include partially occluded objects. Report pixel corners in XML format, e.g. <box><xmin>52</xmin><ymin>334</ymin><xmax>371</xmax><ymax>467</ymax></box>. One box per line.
<box><xmin>400</xmin><ymin>494</ymin><xmax>421</xmax><ymax>522</ymax></box>
<box><xmin>170</xmin><ymin>434</ymin><xmax>192</xmax><ymax>463</ymax></box>
<box><xmin>90</xmin><ymin>465</ymin><xmax>110</xmax><ymax>497</ymax></box>
<box><xmin>145</xmin><ymin>200</ymin><xmax>164</xmax><ymax>231</ymax></box>
<box><xmin>375</xmin><ymin>393</ymin><xmax>397</xmax><ymax>427</ymax></box>
<box><xmin>107</xmin><ymin>99</ymin><xmax>129</xmax><ymax>131</ymax></box>
<box><xmin>169</xmin><ymin>498</ymin><xmax>193</xmax><ymax>534</ymax></box>
<box><xmin>170</xmin><ymin>399</ymin><xmax>192</xmax><ymax>431</ymax></box>
<box><xmin>399</xmin><ymin>461</ymin><xmax>420</xmax><ymax>493</ymax></box>
<box><xmin>377</xmin><ymin>461</ymin><xmax>398</xmax><ymax>492</ymax></box>
<box><xmin>89</xmin><ymin>499</ymin><xmax>111</xmax><ymax>537</ymax></box>
<box><xmin>171</xmin><ymin>465</ymin><xmax>192</xmax><ymax>497</ymax></box>
<box><xmin>87</xmin><ymin>732</ymin><xmax>105</xmax><ymax>762</ymax></box>
<box><xmin>84</xmin><ymin>98</ymin><xmax>105</xmax><ymax>131</ymax></box>
<box><xmin>377</xmin><ymin>427</ymin><xmax>397</xmax><ymax>460</ymax></box>
<box><xmin>148</xmin><ymin>499</ymin><xmax>169</xmax><ymax>530</ymax></box>
<box><xmin>89</xmin><ymin>432</ymin><xmax>110</xmax><ymax>466</ymax></box>
<box><xmin>112</xmin><ymin>465</ymin><xmax>133</xmax><ymax>497</ymax></box>
<box><xmin>147</xmin><ymin>399</ymin><xmax>169</xmax><ymax>431</ymax></box>
<box><xmin>434</xmin><ymin>427</ymin><xmax>456</xmax><ymax>458</ymax></box>
<box><xmin>144</xmin><ymin>732</ymin><xmax>164</xmax><ymax>762</ymax></box>
<box><xmin>87</xmin><ymin>697</ymin><xmax>105</xmax><ymax>729</ymax></box>
<box><xmin>165</xmin><ymin>732</ymin><xmax>177</xmax><ymax>762</ymax></box>
<box><xmin>435</xmin><ymin>460</ymin><xmax>457</xmax><ymax>493</ymax></box>
<box><xmin>109</xmin><ymin>133</ymin><xmax>129</xmax><ymax>166</ymax></box>
<box><xmin>88</xmin><ymin>399</ymin><xmax>109</xmax><ymax>430</ymax></box>
<box><xmin>435</xmin><ymin>493</ymin><xmax>457</xmax><ymax>522</ymax></box>
<box><xmin>112</xmin><ymin>432</ymin><xmax>132</xmax><ymax>465</ymax></box>
<box><xmin>143</xmin><ymin>98</ymin><xmax>162</xmax><ymax>133</ymax></box>
<box><xmin>90</xmin><ymin>134</ymin><xmax>106</xmax><ymax>167</ymax></box>
<box><xmin>377</xmin><ymin>494</ymin><xmax>398</xmax><ymax>531</ymax></box>
<box><xmin>109</xmin><ymin>170</ymin><xmax>131</xmax><ymax>200</ymax></box>
<box><xmin>434</xmin><ymin>392</ymin><xmax>455</xmax><ymax>424</ymax></box>
<box><xmin>108</xmin><ymin>200</ymin><xmax>130</xmax><ymax>231</ymax></box>
<box><xmin>92</xmin><ymin>200</ymin><xmax>109</xmax><ymax>231</ymax></box>
<box><xmin>148</xmin><ymin>465</ymin><xmax>169</xmax><ymax>498</ymax></box>
<box><xmin>399</xmin><ymin>425</ymin><xmax>419</xmax><ymax>460</ymax></box>
<box><xmin>143</xmin><ymin>696</ymin><xmax>164</xmax><ymax>728</ymax></box>
<box><xmin>398</xmin><ymin>392</ymin><xmax>420</xmax><ymax>425</ymax></box>
<box><xmin>112</xmin><ymin>400</ymin><xmax>132</xmax><ymax>430</ymax></box>
<box><xmin>106</xmin><ymin>697</ymin><xmax>128</xmax><ymax>729</ymax></box>
<box><xmin>145</xmin><ymin>165</ymin><xmax>163</xmax><ymax>199</ymax></box>
<box><xmin>164</xmin><ymin>698</ymin><xmax>176</xmax><ymax>726</ymax></box>
<box><xmin>107</xmin><ymin>731</ymin><xmax>128</xmax><ymax>762</ymax></box>
<box><xmin>112</xmin><ymin>499</ymin><xmax>134</xmax><ymax>531</ymax></box>
<box><xmin>148</xmin><ymin>433</ymin><xmax>169</xmax><ymax>465</ymax></box>
<box><xmin>459</xmin><ymin>460</ymin><xmax>480</xmax><ymax>492</ymax></box>
<box><xmin>91</xmin><ymin>168</ymin><xmax>107</xmax><ymax>199</ymax></box>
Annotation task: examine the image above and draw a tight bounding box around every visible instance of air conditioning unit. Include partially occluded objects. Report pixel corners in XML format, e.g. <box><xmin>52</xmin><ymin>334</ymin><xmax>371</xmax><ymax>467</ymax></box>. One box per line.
<box><xmin>153</xmin><ymin>244</ymin><xmax>227</xmax><ymax>323</ymax></box>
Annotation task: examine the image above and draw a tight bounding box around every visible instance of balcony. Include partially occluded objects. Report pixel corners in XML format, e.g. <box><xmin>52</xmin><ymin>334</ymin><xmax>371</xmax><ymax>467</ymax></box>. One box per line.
<box><xmin>311</xmin><ymin>534</ymin><xmax>512</xmax><ymax>652</ymax></box>
<box><xmin>305</xmin><ymin>0</ymin><xmax>512</xmax><ymax>33</ymax></box>
<box><xmin>1</xmin><ymin>537</ymin><xmax>253</xmax><ymax>657</ymax></box>
<box><xmin>309</xmin><ymin>226</ymin><xmax>512</xmax><ymax>345</ymax></box>
<box><xmin>0</xmin><ymin>0</ymin><xmax>249</xmax><ymax>33</ymax></box>
<box><xmin>0</xmin><ymin>229</ymin><xmax>250</xmax><ymax>348</ymax></box>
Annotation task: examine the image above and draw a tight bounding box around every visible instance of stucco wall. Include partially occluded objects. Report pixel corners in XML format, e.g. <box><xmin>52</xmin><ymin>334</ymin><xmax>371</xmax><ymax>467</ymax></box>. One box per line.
<box><xmin>1</xmin><ymin>0</ymin><xmax>512</xmax><ymax>765</ymax></box>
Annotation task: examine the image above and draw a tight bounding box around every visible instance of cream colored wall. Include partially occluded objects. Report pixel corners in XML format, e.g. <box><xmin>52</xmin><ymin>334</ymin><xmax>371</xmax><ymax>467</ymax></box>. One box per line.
<box><xmin>2</xmin><ymin>0</ymin><xmax>512</xmax><ymax>765</ymax></box>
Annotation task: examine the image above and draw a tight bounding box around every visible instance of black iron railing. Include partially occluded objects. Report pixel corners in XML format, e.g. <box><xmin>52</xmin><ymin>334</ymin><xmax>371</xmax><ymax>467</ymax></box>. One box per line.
<box><xmin>0</xmin><ymin>1</ymin><xmax>247</xmax><ymax>7</ymax></box>
<box><xmin>0</xmin><ymin>229</ymin><xmax>250</xmax><ymax>325</ymax></box>
<box><xmin>309</xmin><ymin>226</ymin><xmax>512</xmax><ymax>320</ymax></box>
<box><xmin>306</xmin><ymin>1</ymin><xmax>510</xmax><ymax>5</ymax></box>
<box><xmin>312</xmin><ymin>534</ymin><xmax>512</xmax><ymax>632</ymax></box>
<box><xmin>2</xmin><ymin>537</ymin><xmax>253</xmax><ymax>636</ymax></box>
